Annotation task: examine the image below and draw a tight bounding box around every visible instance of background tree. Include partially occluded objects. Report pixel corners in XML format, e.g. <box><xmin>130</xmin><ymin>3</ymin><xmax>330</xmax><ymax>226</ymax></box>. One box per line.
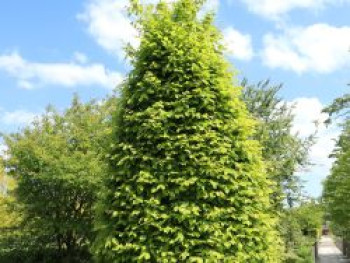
<box><xmin>241</xmin><ymin>79</ymin><xmax>313</xmax><ymax>209</ymax></box>
<box><xmin>93</xmin><ymin>0</ymin><xmax>281</xmax><ymax>261</ymax></box>
<box><xmin>323</xmin><ymin>92</ymin><xmax>350</xmax><ymax>238</ymax></box>
<box><xmin>4</xmin><ymin>95</ymin><xmax>116</xmax><ymax>261</ymax></box>
<box><xmin>323</xmin><ymin>120</ymin><xmax>350</xmax><ymax>238</ymax></box>
<box><xmin>323</xmin><ymin>93</ymin><xmax>350</xmax><ymax>121</ymax></box>
<box><xmin>281</xmin><ymin>201</ymin><xmax>323</xmax><ymax>263</ymax></box>
<box><xmin>241</xmin><ymin>80</ymin><xmax>318</xmax><ymax>262</ymax></box>
<box><xmin>0</xmin><ymin>160</ymin><xmax>18</xmax><ymax>230</ymax></box>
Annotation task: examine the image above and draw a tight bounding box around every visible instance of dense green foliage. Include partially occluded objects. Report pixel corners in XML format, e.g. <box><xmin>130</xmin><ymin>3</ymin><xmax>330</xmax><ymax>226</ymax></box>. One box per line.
<box><xmin>93</xmin><ymin>0</ymin><xmax>281</xmax><ymax>262</ymax></box>
<box><xmin>281</xmin><ymin>202</ymin><xmax>323</xmax><ymax>263</ymax></box>
<box><xmin>323</xmin><ymin>120</ymin><xmax>350</xmax><ymax>238</ymax></box>
<box><xmin>3</xmin><ymin>96</ymin><xmax>115</xmax><ymax>262</ymax></box>
<box><xmin>242</xmin><ymin>80</ymin><xmax>313</xmax><ymax>209</ymax></box>
<box><xmin>0</xmin><ymin>162</ymin><xmax>29</xmax><ymax>262</ymax></box>
<box><xmin>323</xmin><ymin>91</ymin><xmax>350</xmax><ymax>239</ymax></box>
<box><xmin>323</xmin><ymin>93</ymin><xmax>350</xmax><ymax>122</ymax></box>
<box><xmin>0</xmin><ymin>163</ymin><xmax>18</xmax><ymax>237</ymax></box>
<box><xmin>0</xmin><ymin>163</ymin><xmax>19</xmax><ymax>231</ymax></box>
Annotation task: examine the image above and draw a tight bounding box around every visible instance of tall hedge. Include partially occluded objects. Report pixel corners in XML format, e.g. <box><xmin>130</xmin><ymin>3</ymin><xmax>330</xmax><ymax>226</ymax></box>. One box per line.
<box><xmin>93</xmin><ymin>0</ymin><xmax>281</xmax><ymax>261</ymax></box>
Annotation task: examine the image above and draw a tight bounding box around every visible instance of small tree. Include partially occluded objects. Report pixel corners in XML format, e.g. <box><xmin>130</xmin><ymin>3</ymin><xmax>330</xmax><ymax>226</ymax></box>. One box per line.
<box><xmin>93</xmin><ymin>0</ymin><xmax>281</xmax><ymax>261</ymax></box>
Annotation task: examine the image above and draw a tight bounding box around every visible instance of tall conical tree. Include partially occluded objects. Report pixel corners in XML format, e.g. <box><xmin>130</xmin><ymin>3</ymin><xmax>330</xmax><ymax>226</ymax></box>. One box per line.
<box><xmin>93</xmin><ymin>0</ymin><xmax>281</xmax><ymax>261</ymax></box>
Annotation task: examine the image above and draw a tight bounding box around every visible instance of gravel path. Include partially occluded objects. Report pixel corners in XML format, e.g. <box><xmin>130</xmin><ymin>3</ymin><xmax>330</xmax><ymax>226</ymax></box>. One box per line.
<box><xmin>318</xmin><ymin>236</ymin><xmax>350</xmax><ymax>263</ymax></box>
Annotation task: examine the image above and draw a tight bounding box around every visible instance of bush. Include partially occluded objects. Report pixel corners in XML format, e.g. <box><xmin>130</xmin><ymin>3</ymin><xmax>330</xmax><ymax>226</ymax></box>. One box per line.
<box><xmin>3</xmin><ymin>96</ymin><xmax>115</xmax><ymax>262</ymax></box>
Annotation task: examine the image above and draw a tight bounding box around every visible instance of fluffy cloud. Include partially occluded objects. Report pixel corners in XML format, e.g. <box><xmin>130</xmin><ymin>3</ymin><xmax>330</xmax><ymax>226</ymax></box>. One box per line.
<box><xmin>73</xmin><ymin>52</ymin><xmax>89</xmax><ymax>64</ymax></box>
<box><xmin>78</xmin><ymin>0</ymin><xmax>137</xmax><ymax>59</ymax></box>
<box><xmin>1</xmin><ymin>109</ymin><xmax>39</xmax><ymax>125</ymax></box>
<box><xmin>262</xmin><ymin>24</ymin><xmax>350</xmax><ymax>73</ymax></box>
<box><xmin>200</xmin><ymin>0</ymin><xmax>219</xmax><ymax>15</ymax></box>
<box><xmin>290</xmin><ymin>97</ymin><xmax>338</xmax><ymax>173</ymax></box>
<box><xmin>78</xmin><ymin>0</ymin><xmax>219</xmax><ymax>58</ymax></box>
<box><xmin>290</xmin><ymin>97</ymin><xmax>328</xmax><ymax>136</ymax></box>
<box><xmin>0</xmin><ymin>52</ymin><xmax>123</xmax><ymax>89</ymax></box>
<box><xmin>240</xmin><ymin>0</ymin><xmax>349</xmax><ymax>19</ymax></box>
<box><xmin>0</xmin><ymin>143</ymin><xmax>8</xmax><ymax>160</ymax></box>
<box><xmin>0</xmin><ymin>143</ymin><xmax>7</xmax><ymax>155</ymax></box>
<box><xmin>289</xmin><ymin>97</ymin><xmax>341</xmax><ymax>196</ymax></box>
<box><xmin>223</xmin><ymin>27</ymin><xmax>254</xmax><ymax>61</ymax></box>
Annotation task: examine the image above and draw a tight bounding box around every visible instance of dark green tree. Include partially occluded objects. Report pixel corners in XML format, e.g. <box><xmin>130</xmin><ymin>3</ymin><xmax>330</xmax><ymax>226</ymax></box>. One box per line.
<box><xmin>323</xmin><ymin>92</ymin><xmax>350</xmax><ymax>237</ymax></box>
<box><xmin>4</xmin><ymin>95</ymin><xmax>116</xmax><ymax>261</ymax></box>
<box><xmin>0</xmin><ymin>158</ymin><xmax>28</xmax><ymax>262</ymax></box>
<box><xmin>280</xmin><ymin>201</ymin><xmax>323</xmax><ymax>262</ymax></box>
<box><xmin>241</xmin><ymin>80</ymin><xmax>314</xmax><ymax>209</ymax></box>
<box><xmin>0</xmin><ymin>162</ymin><xmax>19</xmax><ymax>228</ymax></box>
<box><xmin>241</xmin><ymin>80</ymin><xmax>316</xmax><ymax>261</ymax></box>
<box><xmin>323</xmin><ymin>93</ymin><xmax>350</xmax><ymax>122</ymax></box>
<box><xmin>93</xmin><ymin>0</ymin><xmax>281</xmax><ymax>261</ymax></box>
<box><xmin>323</xmin><ymin>120</ymin><xmax>350</xmax><ymax>238</ymax></box>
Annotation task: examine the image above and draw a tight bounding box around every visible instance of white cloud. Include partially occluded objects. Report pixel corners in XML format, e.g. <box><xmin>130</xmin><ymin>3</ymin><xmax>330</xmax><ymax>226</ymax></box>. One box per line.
<box><xmin>0</xmin><ymin>143</ymin><xmax>7</xmax><ymax>157</ymax></box>
<box><xmin>289</xmin><ymin>97</ymin><xmax>341</xmax><ymax>196</ymax></box>
<box><xmin>0</xmin><ymin>52</ymin><xmax>123</xmax><ymax>89</ymax></box>
<box><xmin>223</xmin><ymin>27</ymin><xmax>254</xmax><ymax>61</ymax></box>
<box><xmin>1</xmin><ymin>110</ymin><xmax>39</xmax><ymax>125</ymax></box>
<box><xmin>201</xmin><ymin>0</ymin><xmax>219</xmax><ymax>14</ymax></box>
<box><xmin>78</xmin><ymin>0</ymin><xmax>219</xmax><ymax>58</ymax></box>
<box><xmin>78</xmin><ymin>0</ymin><xmax>138</xmax><ymax>59</ymax></box>
<box><xmin>262</xmin><ymin>24</ymin><xmax>350</xmax><ymax>73</ymax></box>
<box><xmin>290</xmin><ymin>97</ymin><xmax>338</xmax><ymax>174</ymax></box>
<box><xmin>290</xmin><ymin>97</ymin><xmax>328</xmax><ymax>137</ymax></box>
<box><xmin>240</xmin><ymin>0</ymin><xmax>350</xmax><ymax>20</ymax></box>
<box><xmin>0</xmin><ymin>143</ymin><xmax>9</xmax><ymax>162</ymax></box>
<box><xmin>73</xmin><ymin>52</ymin><xmax>88</xmax><ymax>64</ymax></box>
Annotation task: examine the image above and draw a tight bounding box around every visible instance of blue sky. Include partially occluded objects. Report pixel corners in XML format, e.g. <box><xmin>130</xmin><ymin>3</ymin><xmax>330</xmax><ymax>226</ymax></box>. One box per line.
<box><xmin>0</xmin><ymin>0</ymin><xmax>349</xmax><ymax>197</ymax></box>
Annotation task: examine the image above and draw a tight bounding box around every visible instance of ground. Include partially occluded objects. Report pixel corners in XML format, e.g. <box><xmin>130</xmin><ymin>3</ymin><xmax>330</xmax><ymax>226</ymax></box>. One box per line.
<box><xmin>318</xmin><ymin>236</ymin><xmax>350</xmax><ymax>263</ymax></box>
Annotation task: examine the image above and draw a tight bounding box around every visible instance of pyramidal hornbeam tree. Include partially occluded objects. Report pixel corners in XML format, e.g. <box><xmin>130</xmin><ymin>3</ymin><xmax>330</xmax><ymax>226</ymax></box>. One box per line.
<box><xmin>93</xmin><ymin>0</ymin><xmax>281</xmax><ymax>261</ymax></box>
